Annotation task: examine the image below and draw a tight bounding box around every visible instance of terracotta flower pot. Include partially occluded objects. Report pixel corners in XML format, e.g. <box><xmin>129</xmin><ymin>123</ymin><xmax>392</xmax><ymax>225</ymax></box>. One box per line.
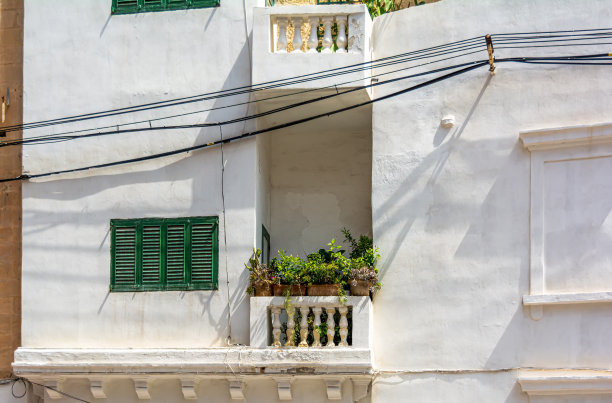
<box><xmin>349</xmin><ymin>280</ymin><xmax>371</xmax><ymax>296</ymax></box>
<box><xmin>253</xmin><ymin>284</ymin><xmax>273</xmax><ymax>296</ymax></box>
<box><xmin>307</xmin><ymin>284</ymin><xmax>341</xmax><ymax>296</ymax></box>
<box><xmin>273</xmin><ymin>284</ymin><xmax>307</xmax><ymax>296</ymax></box>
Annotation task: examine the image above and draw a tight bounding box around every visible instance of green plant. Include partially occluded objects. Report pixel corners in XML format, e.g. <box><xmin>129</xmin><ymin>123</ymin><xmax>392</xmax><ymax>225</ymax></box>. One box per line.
<box><xmin>246</xmin><ymin>248</ymin><xmax>277</xmax><ymax>293</ymax></box>
<box><xmin>245</xmin><ymin>248</ymin><xmax>278</xmax><ymax>295</ymax></box>
<box><xmin>271</xmin><ymin>250</ymin><xmax>305</xmax><ymax>285</ymax></box>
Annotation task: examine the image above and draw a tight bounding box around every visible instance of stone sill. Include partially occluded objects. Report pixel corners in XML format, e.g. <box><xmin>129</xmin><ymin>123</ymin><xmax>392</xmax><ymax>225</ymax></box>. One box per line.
<box><xmin>518</xmin><ymin>369</ymin><xmax>612</xmax><ymax>396</ymax></box>
<box><xmin>13</xmin><ymin>347</ymin><xmax>372</xmax><ymax>376</ymax></box>
<box><xmin>523</xmin><ymin>292</ymin><xmax>612</xmax><ymax>306</ymax></box>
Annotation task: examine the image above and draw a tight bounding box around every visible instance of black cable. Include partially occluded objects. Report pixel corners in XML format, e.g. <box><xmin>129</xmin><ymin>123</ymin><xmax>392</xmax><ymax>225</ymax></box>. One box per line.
<box><xmin>0</xmin><ymin>36</ymin><xmax>484</xmax><ymax>132</ymax></box>
<box><xmin>11</xmin><ymin>378</ymin><xmax>26</xmax><ymax>399</ymax></box>
<box><xmin>1</xmin><ymin>58</ymin><xmax>489</xmax><ymax>148</ymax></box>
<box><xmin>1</xmin><ymin>46</ymin><xmax>486</xmax><ymax>146</ymax></box>
<box><xmin>27</xmin><ymin>380</ymin><xmax>91</xmax><ymax>403</ymax></box>
<box><xmin>3</xmin><ymin>28</ymin><xmax>610</xmax><ymax>135</ymax></box>
<box><xmin>0</xmin><ymin>61</ymin><xmax>489</xmax><ymax>183</ymax></box>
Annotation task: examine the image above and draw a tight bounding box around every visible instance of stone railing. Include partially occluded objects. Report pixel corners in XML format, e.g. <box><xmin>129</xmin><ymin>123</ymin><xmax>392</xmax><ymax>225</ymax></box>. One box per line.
<box><xmin>250</xmin><ymin>296</ymin><xmax>372</xmax><ymax>349</ymax></box>
<box><xmin>274</xmin><ymin>14</ymin><xmax>353</xmax><ymax>53</ymax></box>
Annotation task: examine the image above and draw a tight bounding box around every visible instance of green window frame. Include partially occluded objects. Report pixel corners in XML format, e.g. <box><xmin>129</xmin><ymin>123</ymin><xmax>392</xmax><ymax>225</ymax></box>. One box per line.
<box><xmin>112</xmin><ymin>0</ymin><xmax>220</xmax><ymax>15</ymax></box>
<box><xmin>110</xmin><ymin>216</ymin><xmax>218</xmax><ymax>292</ymax></box>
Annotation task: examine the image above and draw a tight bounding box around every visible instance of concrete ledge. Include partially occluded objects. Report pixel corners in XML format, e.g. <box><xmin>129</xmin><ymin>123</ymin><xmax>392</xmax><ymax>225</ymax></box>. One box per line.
<box><xmin>523</xmin><ymin>292</ymin><xmax>612</xmax><ymax>306</ymax></box>
<box><xmin>13</xmin><ymin>347</ymin><xmax>372</xmax><ymax>376</ymax></box>
<box><xmin>520</xmin><ymin>122</ymin><xmax>612</xmax><ymax>151</ymax></box>
<box><xmin>518</xmin><ymin>369</ymin><xmax>612</xmax><ymax>395</ymax></box>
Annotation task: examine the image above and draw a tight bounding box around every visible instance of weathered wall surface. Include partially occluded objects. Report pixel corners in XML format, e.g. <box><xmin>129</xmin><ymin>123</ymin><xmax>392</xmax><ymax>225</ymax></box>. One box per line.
<box><xmin>0</xmin><ymin>0</ymin><xmax>22</xmax><ymax>380</ymax></box>
<box><xmin>269</xmin><ymin>110</ymin><xmax>372</xmax><ymax>256</ymax></box>
<box><xmin>370</xmin><ymin>0</ymin><xmax>612</xmax><ymax>402</ymax></box>
<box><xmin>21</xmin><ymin>0</ymin><xmax>264</xmax><ymax>348</ymax></box>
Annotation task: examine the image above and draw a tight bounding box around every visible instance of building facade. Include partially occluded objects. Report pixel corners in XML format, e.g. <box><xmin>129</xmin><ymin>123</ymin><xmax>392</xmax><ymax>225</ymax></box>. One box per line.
<box><xmin>4</xmin><ymin>0</ymin><xmax>612</xmax><ymax>402</ymax></box>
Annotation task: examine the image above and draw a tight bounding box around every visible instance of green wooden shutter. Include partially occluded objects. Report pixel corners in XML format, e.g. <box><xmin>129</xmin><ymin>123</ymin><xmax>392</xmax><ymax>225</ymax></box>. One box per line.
<box><xmin>142</xmin><ymin>225</ymin><xmax>162</xmax><ymax>285</ymax></box>
<box><xmin>112</xmin><ymin>0</ymin><xmax>139</xmax><ymax>14</ymax></box>
<box><xmin>190</xmin><ymin>219</ymin><xmax>218</xmax><ymax>289</ymax></box>
<box><xmin>166</xmin><ymin>223</ymin><xmax>187</xmax><ymax>287</ymax></box>
<box><xmin>111</xmin><ymin>224</ymin><xmax>138</xmax><ymax>290</ymax></box>
<box><xmin>143</xmin><ymin>0</ymin><xmax>164</xmax><ymax>11</ymax></box>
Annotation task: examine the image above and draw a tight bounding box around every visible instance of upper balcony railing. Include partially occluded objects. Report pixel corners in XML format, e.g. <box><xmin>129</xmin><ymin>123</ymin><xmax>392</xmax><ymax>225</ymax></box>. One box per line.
<box><xmin>252</xmin><ymin>4</ymin><xmax>372</xmax><ymax>92</ymax></box>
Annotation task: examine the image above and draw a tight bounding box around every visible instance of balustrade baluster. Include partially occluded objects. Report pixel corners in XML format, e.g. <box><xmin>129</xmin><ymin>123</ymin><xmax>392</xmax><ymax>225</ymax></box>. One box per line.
<box><xmin>298</xmin><ymin>306</ymin><xmax>310</xmax><ymax>347</ymax></box>
<box><xmin>321</xmin><ymin>16</ymin><xmax>333</xmax><ymax>53</ymax></box>
<box><xmin>277</xmin><ymin>17</ymin><xmax>288</xmax><ymax>53</ymax></box>
<box><xmin>325</xmin><ymin>307</ymin><xmax>336</xmax><ymax>347</ymax></box>
<box><xmin>291</xmin><ymin>18</ymin><xmax>303</xmax><ymax>53</ymax></box>
<box><xmin>271</xmin><ymin>307</ymin><xmax>282</xmax><ymax>347</ymax></box>
<box><xmin>312</xmin><ymin>307</ymin><xmax>322</xmax><ymax>347</ymax></box>
<box><xmin>336</xmin><ymin>16</ymin><xmax>347</xmax><ymax>53</ymax></box>
<box><xmin>285</xmin><ymin>305</ymin><xmax>296</xmax><ymax>347</ymax></box>
<box><xmin>338</xmin><ymin>306</ymin><xmax>348</xmax><ymax>346</ymax></box>
<box><xmin>307</xmin><ymin>17</ymin><xmax>320</xmax><ymax>53</ymax></box>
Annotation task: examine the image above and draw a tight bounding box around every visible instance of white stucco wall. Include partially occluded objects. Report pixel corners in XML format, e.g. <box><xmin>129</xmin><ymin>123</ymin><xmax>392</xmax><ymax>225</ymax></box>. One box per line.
<box><xmin>22</xmin><ymin>0</ymin><xmax>264</xmax><ymax>348</ymax></box>
<box><xmin>370</xmin><ymin>0</ymin><xmax>612</xmax><ymax>402</ymax></box>
<box><xmin>0</xmin><ymin>384</ymin><xmax>24</xmax><ymax>403</ymax></box>
<box><xmin>268</xmin><ymin>107</ymin><xmax>372</xmax><ymax>256</ymax></box>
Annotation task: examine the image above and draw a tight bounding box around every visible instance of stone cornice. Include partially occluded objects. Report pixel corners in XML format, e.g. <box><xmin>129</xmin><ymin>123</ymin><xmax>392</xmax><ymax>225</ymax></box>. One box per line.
<box><xmin>519</xmin><ymin>122</ymin><xmax>612</xmax><ymax>151</ymax></box>
<box><xmin>13</xmin><ymin>347</ymin><xmax>372</xmax><ymax>376</ymax></box>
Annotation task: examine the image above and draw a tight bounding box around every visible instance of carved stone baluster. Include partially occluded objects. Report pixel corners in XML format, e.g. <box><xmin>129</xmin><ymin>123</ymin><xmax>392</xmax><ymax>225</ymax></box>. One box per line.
<box><xmin>299</xmin><ymin>306</ymin><xmax>310</xmax><ymax>347</ymax></box>
<box><xmin>338</xmin><ymin>306</ymin><xmax>349</xmax><ymax>346</ymax></box>
<box><xmin>277</xmin><ymin>17</ymin><xmax>288</xmax><ymax>53</ymax></box>
<box><xmin>285</xmin><ymin>305</ymin><xmax>296</xmax><ymax>347</ymax></box>
<box><xmin>291</xmin><ymin>18</ymin><xmax>303</xmax><ymax>53</ymax></box>
<box><xmin>312</xmin><ymin>307</ymin><xmax>322</xmax><ymax>347</ymax></box>
<box><xmin>271</xmin><ymin>307</ymin><xmax>282</xmax><ymax>347</ymax></box>
<box><xmin>326</xmin><ymin>307</ymin><xmax>336</xmax><ymax>347</ymax></box>
<box><xmin>336</xmin><ymin>16</ymin><xmax>347</xmax><ymax>53</ymax></box>
<box><xmin>321</xmin><ymin>16</ymin><xmax>333</xmax><ymax>53</ymax></box>
<box><xmin>307</xmin><ymin>16</ymin><xmax>320</xmax><ymax>53</ymax></box>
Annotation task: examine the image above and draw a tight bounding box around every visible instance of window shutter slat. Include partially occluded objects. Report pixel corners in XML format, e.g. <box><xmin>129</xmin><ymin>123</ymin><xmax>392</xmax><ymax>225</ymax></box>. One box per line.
<box><xmin>191</xmin><ymin>223</ymin><xmax>215</xmax><ymax>283</ymax></box>
<box><xmin>142</xmin><ymin>226</ymin><xmax>161</xmax><ymax>283</ymax></box>
<box><xmin>113</xmin><ymin>226</ymin><xmax>137</xmax><ymax>287</ymax></box>
<box><xmin>166</xmin><ymin>224</ymin><xmax>186</xmax><ymax>284</ymax></box>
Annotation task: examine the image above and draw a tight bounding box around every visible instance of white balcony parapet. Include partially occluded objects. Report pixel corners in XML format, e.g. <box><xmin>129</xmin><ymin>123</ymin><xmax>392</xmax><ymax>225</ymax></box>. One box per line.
<box><xmin>252</xmin><ymin>5</ymin><xmax>372</xmax><ymax>92</ymax></box>
<box><xmin>250</xmin><ymin>296</ymin><xmax>372</xmax><ymax>350</ymax></box>
<box><xmin>272</xmin><ymin>11</ymin><xmax>362</xmax><ymax>54</ymax></box>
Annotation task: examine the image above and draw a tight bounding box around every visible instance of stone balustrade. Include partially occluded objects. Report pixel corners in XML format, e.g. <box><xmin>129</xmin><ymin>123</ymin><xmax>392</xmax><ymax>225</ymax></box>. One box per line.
<box><xmin>250</xmin><ymin>296</ymin><xmax>372</xmax><ymax>349</ymax></box>
<box><xmin>273</xmin><ymin>14</ymin><xmax>351</xmax><ymax>53</ymax></box>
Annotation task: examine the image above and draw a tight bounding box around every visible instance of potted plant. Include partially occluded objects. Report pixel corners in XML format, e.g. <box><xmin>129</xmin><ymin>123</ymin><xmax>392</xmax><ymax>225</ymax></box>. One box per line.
<box><xmin>245</xmin><ymin>248</ymin><xmax>277</xmax><ymax>297</ymax></box>
<box><xmin>343</xmin><ymin>229</ymin><xmax>381</xmax><ymax>296</ymax></box>
<box><xmin>305</xmin><ymin>239</ymin><xmax>350</xmax><ymax>296</ymax></box>
<box><xmin>271</xmin><ymin>250</ymin><xmax>307</xmax><ymax>296</ymax></box>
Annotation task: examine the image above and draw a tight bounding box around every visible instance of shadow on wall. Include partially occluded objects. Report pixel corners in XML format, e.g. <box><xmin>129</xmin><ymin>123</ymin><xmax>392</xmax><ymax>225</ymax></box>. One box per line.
<box><xmin>24</xmin><ymin>34</ymin><xmax>255</xmax><ymax>346</ymax></box>
<box><xmin>374</xmin><ymin>74</ymin><xmax>492</xmax><ymax>275</ymax></box>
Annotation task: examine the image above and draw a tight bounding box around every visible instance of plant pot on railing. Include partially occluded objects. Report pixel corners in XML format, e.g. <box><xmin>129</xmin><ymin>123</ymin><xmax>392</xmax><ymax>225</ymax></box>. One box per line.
<box><xmin>253</xmin><ymin>283</ymin><xmax>273</xmax><ymax>296</ymax></box>
<box><xmin>349</xmin><ymin>280</ymin><xmax>371</xmax><ymax>296</ymax></box>
<box><xmin>273</xmin><ymin>284</ymin><xmax>307</xmax><ymax>296</ymax></box>
<box><xmin>307</xmin><ymin>284</ymin><xmax>341</xmax><ymax>296</ymax></box>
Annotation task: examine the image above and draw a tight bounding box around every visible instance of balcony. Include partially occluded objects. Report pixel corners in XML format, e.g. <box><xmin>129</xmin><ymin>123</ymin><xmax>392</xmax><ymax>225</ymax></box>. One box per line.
<box><xmin>13</xmin><ymin>297</ymin><xmax>373</xmax><ymax>400</ymax></box>
<box><xmin>252</xmin><ymin>4</ymin><xmax>372</xmax><ymax>94</ymax></box>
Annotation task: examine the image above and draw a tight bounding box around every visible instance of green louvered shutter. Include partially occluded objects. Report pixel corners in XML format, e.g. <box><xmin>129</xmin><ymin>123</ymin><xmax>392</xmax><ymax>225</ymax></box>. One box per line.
<box><xmin>166</xmin><ymin>223</ymin><xmax>187</xmax><ymax>288</ymax></box>
<box><xmin>111</xmin><ymin>217</ymin><xmax>217</xmax><ymax>291</ymax></box>
<box><xmin>190</xmin><ymin>218</ymin><xmax>218</xmax><ymax>289</ymax></box>
<box><xmin>142</xmin><ymin>225</ymin><xmax>162</xmax><ymax>286</ymax></box>
<box><xmin>111</xmin><ymin>224</ymin><xmax>138</xmax><ymax>291</ymax></box>
<box><xmin>143</xmin><ymin>0</ymin><xmax>164</xmax><ymax>11</ymax></box>
<box><xmin>112</xmin><ymin>0</ymin><xmax>139</xmax><ymax>14</ymax></box>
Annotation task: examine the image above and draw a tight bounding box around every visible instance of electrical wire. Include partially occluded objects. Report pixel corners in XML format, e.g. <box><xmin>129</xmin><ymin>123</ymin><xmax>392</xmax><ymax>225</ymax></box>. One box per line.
<box><xmin>2</xmin><ymin>28</ymin><xmax>609</xmax><ymax>137</ymax></box>
<box><xmin>3</xmin><ymin>28</ymin><xmax>610</xmax><ymax>138</ymax></box>
<box><xmin>0</xmin><ymin>61</ymin><xmax>488</xmax><ymax>183</ymax></box>
<box><xmin>2</xmin><ymin>52</ymin><xmax>609</xmax><ymax>183</ymax></box>
<box><xmin>0</xmin><ymin>36</ymin><xmax>484</xmax><ymax>133</ymax></box>
<box><xmin>1</xmin><ymin>58</ymin><xmax>489</xmax><ymax>148</ymax></box>
<box><xmin>0</xmin><ymin>46</ymin><xmax>486</xmax><ymax>147</ymax></box>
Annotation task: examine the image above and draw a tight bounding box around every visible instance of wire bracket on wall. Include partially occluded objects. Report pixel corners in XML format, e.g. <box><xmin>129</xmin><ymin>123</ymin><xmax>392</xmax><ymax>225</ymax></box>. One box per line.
<box><xmin>485</xmin><ymin>34</ymin><xmax>496</xmax><ymax>75</ymax></box>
